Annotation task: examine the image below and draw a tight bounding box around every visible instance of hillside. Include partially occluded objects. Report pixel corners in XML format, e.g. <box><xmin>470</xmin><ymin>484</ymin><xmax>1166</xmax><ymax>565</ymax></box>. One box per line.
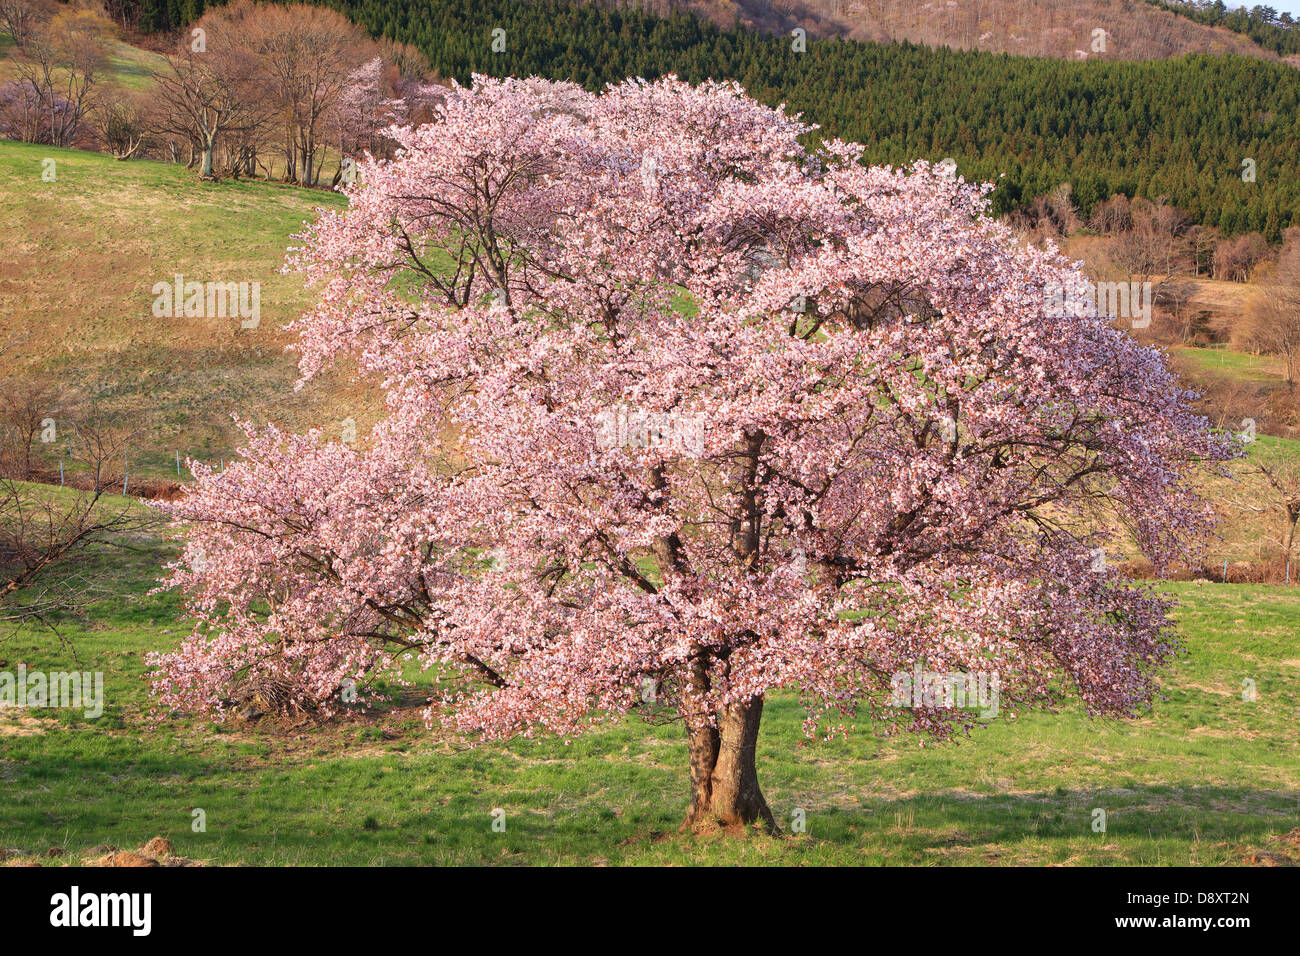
<box><xmin>641</xmin><ymin>0</ymin><xmax>1289</xmax><ymax>61</ymax></box>
<box><xmin>0</xmin><ymin>34</ymin><xmax>167</xmax><ymax>89</ymax></box>
<box><xmin>8</xmin><ymin>3</ymin><xmax>1299</xmax><ymax>235</ymax></box>
<box><xmin>2</xmin><ymin>138</ymin><xmax>1297</xmax><ymax>572</ymax></box>
<box><xmin>0</xmin><ymin>139</ymin><xmax>367</xmax><ymax>478</ymax></box>
<box><xmin>131</xmin><ymin>0</ymin><xmax>1291</xmax><ymax>62</ymax></box>
<box><xmin>318</xmin><ymin>0</ymin><xmax>1300</xmax><ymax>236</ymax></box>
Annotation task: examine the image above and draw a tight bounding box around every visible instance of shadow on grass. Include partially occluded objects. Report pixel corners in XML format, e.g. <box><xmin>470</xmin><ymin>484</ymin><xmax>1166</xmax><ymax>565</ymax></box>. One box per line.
<box><xmin>2</xmin><ymin>729</ymin><xmax>1295</xmax><ymax>865</ymax></box>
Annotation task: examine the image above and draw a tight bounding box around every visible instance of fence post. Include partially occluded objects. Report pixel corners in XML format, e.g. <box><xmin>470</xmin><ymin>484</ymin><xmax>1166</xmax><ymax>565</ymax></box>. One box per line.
<box><xmin>176</xmin><ymin>450</ymin><xmax>181</xmax><ymax>477</ymax></box>
<box><xmin>1223</xmin><ymin>559</ymin><xmax>1228</xmax><ymax>583</ymax></box>
<box><xmin>59</xmin><ymin>459</ymin><xmax>63</xmax><ymax>486</ymax></box>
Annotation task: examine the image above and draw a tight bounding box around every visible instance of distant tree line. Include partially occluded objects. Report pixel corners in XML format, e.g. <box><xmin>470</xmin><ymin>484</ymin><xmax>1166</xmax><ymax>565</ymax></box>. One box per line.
<box><xmin>0</xmin><ymin>1</ymin><xmax>441</xmax><ymax>184</ymax></box>
<box><xmin>5</xmin><ymin>0</ymin><xmax>1297</xmax><ymax>237</ymax></box>
<box><xmin>1142</xmin><ymin>1</ymin><xmax>1300</xmax><ymax>57</ymax></box>
<box><xmin>99</xmin><ymin>0</ymin><xmax>1300</xmax><ymax>238</ymax></box>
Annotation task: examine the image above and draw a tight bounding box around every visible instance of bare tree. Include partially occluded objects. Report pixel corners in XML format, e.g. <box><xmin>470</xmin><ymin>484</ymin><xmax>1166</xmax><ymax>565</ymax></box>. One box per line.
<box><xmin>238</xmin><ymin>2</ymin><xmax>373</xmax><ymax>186</ymax></box>
<box><xmin>0</xmin><ymin>0</ymin><xmax>54</xmax><ymax>48</ymax></box>
<box><xmin>152</xmin><ymin>28</ymin><xmax>269</xmax><ymax>180</ymax></box>
<box><xmin>0</xmin><ymin>348</ymin><xmax>157</xmax><ymax>639</ymax></box>
<box><xmin>375</xmin><ymin>36</ymin><xmax>432</xmax><ymax>83</ymax></box>
<box><xmin>89</xmin><ymin>85</ymin><xmax>150</xmax><ymax>159</ymax></box>
<box><xmin>0</xmin><ymin>479</ymin><xmax>154</xmax><ymax>638</ymax></box>
<box><xmin>0</xmin><ymin>377</ymin><xmax>64</xmax><ymax>481</ymax></box>
<box><xmin>67</xmin><ymin>396</ymin><xmax>142</xmax><ymax>493</ymax></box>
<box><xmin>9</xmin><ymin>5</ymin><xmax>109</xmax><ymax>146</ymax></box>
<box><xmin>1088</xmin><ymin>193</ymin><xmax>1133</xmax><ymax>234</ymax></box>
<box><xmin>1111</xmin><ymin>196</ymin><xmax>1189</xmax><ymax>296</ymax></box>
<box><xmin>1214</xmin><ymin>232</ymin><xmax>1271</xmax><ymax>282</ymax></box>
<box><xmin>1187</xmin><ymin>224</ymin><xmax>1219</xmax><ymax>278</ymax></box>
<box><xmin>1155</xmin><ymin>277</ymin><xmax>1199</xmax><ymax>344</ymax></box>
<box><xmin>1242</xmin><ymin>242</ymin><xmax>1300</xmax><ymax>387</ymax></box>
<box><xmin>1230</xmin><ymin>443</ymin><xmax>1300</xmax><ymax>566</ymax></box>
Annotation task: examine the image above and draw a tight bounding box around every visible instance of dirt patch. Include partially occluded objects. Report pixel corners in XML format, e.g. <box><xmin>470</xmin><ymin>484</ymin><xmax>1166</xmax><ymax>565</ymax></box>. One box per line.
<box><xmin>1242</xmin><ymin>827</ymin><xmax>1300</xmax><ymax>866</ymax></box>
<box><xmin>89</xmin><ymin>836</ymin><xmax>203</xmax><ymax>867</ymax></box>
<box><xmin>21</xmin><ymin>469</ymin><xmax>186</xmax><ymax>501</ymax></box>
<box><xmin>0</xmin><ymin>712</ymin><xmax>57</xmax><ymax>736</ymax></box>
<box><xmin>3</xmin><ymin>836</ymin><xmax>203</xmax><ymax>868</ymax></box>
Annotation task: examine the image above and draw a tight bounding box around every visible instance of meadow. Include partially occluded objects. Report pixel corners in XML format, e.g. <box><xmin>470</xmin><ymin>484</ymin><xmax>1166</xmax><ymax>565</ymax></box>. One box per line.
<box><xmin>0</xmin><ymin>139</ymin><xmax>360</xmax><ymax>478</ymax></box>
<box><xmin>0</xmin><ymin>483</ymin><xmax>1297</xmax><ymax>866</ymax></box>
<box><xmin>1</xmin><ymin>138</ymin><xmax>1295</xmax><ymax>554</ymax></box>
<box><xmin>2</xmin><ymin>141</ymin><xmax>1298</xmax><ymax>867</ymax></box>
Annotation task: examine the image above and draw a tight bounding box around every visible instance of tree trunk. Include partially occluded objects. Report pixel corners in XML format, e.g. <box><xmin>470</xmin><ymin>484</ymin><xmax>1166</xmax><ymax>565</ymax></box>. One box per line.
<box><xmin>681</xmin><ymin>695</ymin><xmax>777</xmax><ymax>833</ymax></box>
<box><xmin>199</xmin><ymin>135</ymin><xmax>216</xmax><ymax>179</ymax></box>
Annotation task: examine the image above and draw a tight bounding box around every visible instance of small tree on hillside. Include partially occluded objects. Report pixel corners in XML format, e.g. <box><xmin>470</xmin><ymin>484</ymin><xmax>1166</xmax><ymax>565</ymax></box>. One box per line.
<box><xmin>1214</xmin><ymin>232</ymin><xmax>1270</xmax><ymax>282</ymax></box>
<box><xmin>1111</xmin><ymin>196</ymin><xmax>1189</xmax><ymax>297</ymax></box>
<box><xmin>1255</xmin><ymin>451</ymin><xmax>1300</xmax><ymax>565</ymax></box>
<box><xmin>89</xmin><ymin>85</ymin><xmax>150</xmax><ymax>159</ymax></box>
<box><xmin>149</xmin><ymin>77</ymin><xmax>1236</xmax><ymax>832</ymax></box>
<box><xmin>0</xmin><ymin>376</ymin><xmax>64</xmax><ymax>480</ymax></box>
<box><xmin>1228</xmin><ymin>443</ymin><xmax>1300</xmax><ymax>567</ymax></box>
<box><xmin>0</xmin><ymin>478</ymin><xmax>154</xmax><ymax>639</ymax></box>
<box><xmin>1241</xmin><ymin>237</ymin><xmax>1300</xmax><ymax>387</ymax></box>
<box><xmin>0</xmin><ymin>350</ymin><xmax>154</xmax><ymax>639</ymax></box>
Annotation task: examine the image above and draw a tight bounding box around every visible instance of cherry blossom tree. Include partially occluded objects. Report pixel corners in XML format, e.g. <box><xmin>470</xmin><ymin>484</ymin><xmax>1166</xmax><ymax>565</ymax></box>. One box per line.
<box><xmin>150</xmin><ymin>76</ymin><xmax>1237</xmax><ymax>832</ymax></box>
<box><xmin>329</xmin><ymin>56</ymin><xmax>442</xmax><ymax>185</ymax></box>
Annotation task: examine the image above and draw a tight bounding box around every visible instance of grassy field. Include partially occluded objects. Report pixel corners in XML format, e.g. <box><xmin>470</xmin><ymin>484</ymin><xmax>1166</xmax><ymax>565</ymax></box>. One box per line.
<box><xmin>0</xmin><ymin>140</ymin><xmax>1297</xmax><ymax>864</ymax></box>
<box><xmin>0</xmin><ymin>485</ymin><xmax>1297</xmax><ymax>866</ymax></box>
<box><xmin>0</xmin><ymin>140</ymin><xmax>367</xmax><ymax>479</ymax></box>
<box><xmin>1170</xmin><ymin>345</ymin><xmax>1284</xmax><ymax>384</ymax></box>
<box><xmin>1179</xmin><ymin>431</ymin><xmax>1300</xmax><ymax>569</ymax></box>
<box><xmin>0</xmin><ymin>35</ymin><xmax>167</xmax><ymax>90</ymax></box>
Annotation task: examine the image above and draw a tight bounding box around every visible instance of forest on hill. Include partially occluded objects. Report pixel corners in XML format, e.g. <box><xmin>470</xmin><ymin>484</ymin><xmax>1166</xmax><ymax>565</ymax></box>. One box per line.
<box><xmin>1145</xmin><ymin>0</ymin><xmax>1300</xmax><ymax>57</ymax></box>
<box><xmin>102</xmin><ymin>0</ymin><xmax>1300</xmax><ymax>236</ymax></box>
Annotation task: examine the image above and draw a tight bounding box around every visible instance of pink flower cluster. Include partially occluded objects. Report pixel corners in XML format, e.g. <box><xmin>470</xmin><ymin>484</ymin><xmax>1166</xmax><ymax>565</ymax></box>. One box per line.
<box><xmin>149</xmin><ymin>75</ymin><xmax>1238</xmax><ymax>741</ymax></box>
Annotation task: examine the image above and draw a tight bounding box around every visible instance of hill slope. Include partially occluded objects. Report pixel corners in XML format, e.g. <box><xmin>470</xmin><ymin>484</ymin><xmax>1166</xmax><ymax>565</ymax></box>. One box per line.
<box><xmin>129</xmin><ymin>0</ymin><xmax>1290</xmax><ymax>62</ymax></box>
<box><xmin>0</xmin><ymin>140</ymin><xmax>362</xmax><ymax>477</ymax></box>
<box><xmin>17</xmin><ymin>3</ymin><xmax>1297</xmax><ymax>234</ymax></box>
<box><xmin>617</xmin><ymin>0</ymin><xmax>1287</xmax><ymax>60</ymax></box>
<box><xmin>2</xmin><ymin>138</ymin><xmax>1298</xmax><ymax>567</ymax></box>
<box><xmin>319</xmin><ymin>0</ymin><xmax>1300</xmax><ymax>235</ymax></box>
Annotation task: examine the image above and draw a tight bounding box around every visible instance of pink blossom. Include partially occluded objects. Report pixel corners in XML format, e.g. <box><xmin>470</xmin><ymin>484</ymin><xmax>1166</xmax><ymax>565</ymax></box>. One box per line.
<box><xmin>152</xmin><ymin>76</ymin><xmax>1237</xmax><ymax>758</ymax></box>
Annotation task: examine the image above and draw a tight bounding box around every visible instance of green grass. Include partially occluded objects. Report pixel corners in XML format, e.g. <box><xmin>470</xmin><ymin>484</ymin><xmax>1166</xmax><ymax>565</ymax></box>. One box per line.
<box><xmin>102</xmin><ymin>39</ymin><xmax>169</xmax><ymax>92</ymax></box>
<box><xmin>0</xmin><ymin>37</ymin><xmax>166</xmax><ymax>91</ymax></box>
<box><xmin>1</xmin><ymin>136</ymin><xmax>1297</xmax><ymax>864</ymax></box>
<box><xmin>0</xmin><ymin>139</ymin><xmax>364</xmax><ymax>480</ymax></box>
<box><xmin>1</xmin><ymin>498</ymin><xmax>1296</xmax><ymax>866</ymax></box>
<box><xmin>1169</xmin><ymin>346</ymin><xmax>1284</xmax><ymax>384</ymax></box>
<box><xmin>1198</xmin><ymin>432</ymin><xmax>1300</xmax><ymax>564</ymax></box>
